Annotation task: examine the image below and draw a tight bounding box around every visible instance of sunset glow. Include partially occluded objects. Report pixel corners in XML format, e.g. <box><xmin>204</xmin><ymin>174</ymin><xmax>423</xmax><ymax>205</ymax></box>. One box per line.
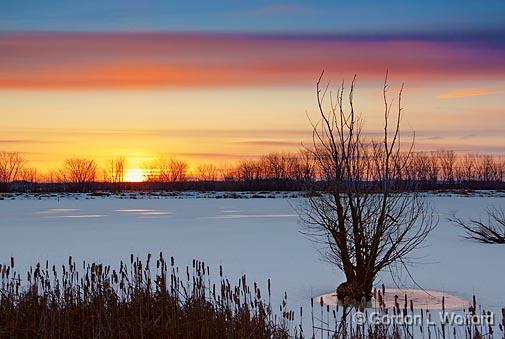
<box><xmin>1</xmin><ymin>1</ymin><xmax>504</xmax><ymax>175</ymax></box>
<box><xmin>124</xmin><ymin>168</ymin><xmax>146</xmax><ymax>183</ymax></box>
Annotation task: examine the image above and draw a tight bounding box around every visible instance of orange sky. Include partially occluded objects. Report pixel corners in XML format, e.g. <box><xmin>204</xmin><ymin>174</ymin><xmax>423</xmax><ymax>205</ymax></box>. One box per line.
<box><xmin>1</xmin><ymin>32</ymin><xmax>504</xmax><ymax>173</ymax></box>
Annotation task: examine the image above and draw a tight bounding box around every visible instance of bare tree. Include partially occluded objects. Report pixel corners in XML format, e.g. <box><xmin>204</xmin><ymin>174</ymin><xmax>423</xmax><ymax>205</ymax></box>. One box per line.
<box><xmin>104</xmin><ymin>156</ymin><xmax>126</xmax><ymax>183</ymax></box>
<box><xmin>456</xmin><ymin>153</ymin><xmax>476</xmax><ymax>182</ymax></box>
<box><xmin>451</xmin><ymin>208</ymin><xmax>505</xmax><ymax>244</ymax></box>
<box><xmin>477</xmin><ymin>154</ymin><xmax>500</xmax><ymax>182</ymax></box>
<box><xmin>59</xmin><ymin>158</ymin><xmax>97</xmax><ymax>190</ymax></box>
<box><xmin>19</xmin><ymin>167</ymin><xmax>38</xmax><ymax>182</ymax></box>
<box><xmin>197</xmin><ymin>163</ymin><xmax>219</xmax><ymax>181</ymax></box>
<box><xmin>300</xmin><ymin>72</ymin><xmax>435</xmax><ymax>303</ymax></box>
<box><xmin>291</xmin><ymin>150</ymin><xmax>316</xmax><ymax>182</ymax></box>
<box><xmin>155</xmin><ymin>156</ymin><xmax>188</xmax><ymax>182</ymax></box>
<box><xmin>438</xmin><ymin>150</ymin><xmax>456</xmax><ymax>183</ymax></box>
<box><xmin>262</xmin><ymin>153</ymin><xmax>288</xmax><ymax>180</ymax></box>
<box><xmin>412</xmin><ymin>152</ymin><xmax>431</xmax><ymax>182</ymax></box>
<box><xmin>220</xmin><ymin>163</ymin><xmax>238</xmax><ymax>181</ymax></box>
<box><xmin>428</xmin><ymin>151</ymin><xmax>439</xmax><ymax>183</ymax></box>
<box><xmin>43</xmin><ymin>169</ymin><xmax>60</xmax><ymax>184</ymax></box>
<box><xmin>0</xmin><ymin>152</ymin><xmax>26</xmax><ymax>185</ymax></box>
<box><xmin>237</xmin><ymin>159</ymin><xmax>263</xmax><ymax>182</ymax></box>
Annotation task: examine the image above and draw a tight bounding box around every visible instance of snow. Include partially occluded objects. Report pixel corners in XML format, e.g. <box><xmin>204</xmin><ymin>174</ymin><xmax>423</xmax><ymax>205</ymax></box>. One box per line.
<box><xmin>1</xmin><ymin>192</ymin><xmax>504</xmax><ymax>331</ymax></box>
<box><xmin>318</xmin><ymin>288</ymin><xmax>470</xmax><ymax>310</ymax></box>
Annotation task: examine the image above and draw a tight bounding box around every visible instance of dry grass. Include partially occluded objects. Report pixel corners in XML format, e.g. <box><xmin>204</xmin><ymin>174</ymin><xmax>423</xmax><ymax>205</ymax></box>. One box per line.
<box><xmin>1</xmin><ymin>254</ymin><xmax>503</xmax><ymax>338</ymax></box>
<box><xmin>0</xmin><ymin>254</ymin><xmax>293</xmax><ymax>338</ymax></box>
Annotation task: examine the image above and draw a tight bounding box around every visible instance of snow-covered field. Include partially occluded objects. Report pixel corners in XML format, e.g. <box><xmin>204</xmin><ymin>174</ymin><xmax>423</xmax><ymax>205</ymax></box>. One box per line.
<box><xmin>1</xmin><ymin>192</ymin><xmax>504</xmax><ymax>327</ymax></box>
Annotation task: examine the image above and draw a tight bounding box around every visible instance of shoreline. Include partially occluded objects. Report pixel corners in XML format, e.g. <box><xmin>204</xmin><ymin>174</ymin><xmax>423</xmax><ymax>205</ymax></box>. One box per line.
<box><xmin>2</xmin><ymin>189</ymin><xmax>505</xmax><ymax>201</ymax></box>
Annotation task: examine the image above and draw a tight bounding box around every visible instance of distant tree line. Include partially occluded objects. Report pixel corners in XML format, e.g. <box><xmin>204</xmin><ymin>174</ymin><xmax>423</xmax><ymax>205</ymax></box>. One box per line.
<box><xmin>1</xmin><ymin>150</ymin><xmax>505</xmax><ymax>192</ymax></box>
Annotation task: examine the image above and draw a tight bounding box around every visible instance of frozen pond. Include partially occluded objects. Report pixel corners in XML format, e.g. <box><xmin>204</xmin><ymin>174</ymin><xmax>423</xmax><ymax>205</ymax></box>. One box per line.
<box><xmin>1</xmin><ymin>193</ymin><xmax>504</xmax><ymax>327</ymax></box>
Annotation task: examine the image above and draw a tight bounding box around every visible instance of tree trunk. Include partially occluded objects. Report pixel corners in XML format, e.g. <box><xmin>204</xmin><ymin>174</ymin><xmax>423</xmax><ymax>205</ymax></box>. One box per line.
<box><xmin>336</xmin><ymin>276</ymin><xmax>373</xmax><ymax>304</ymax></box>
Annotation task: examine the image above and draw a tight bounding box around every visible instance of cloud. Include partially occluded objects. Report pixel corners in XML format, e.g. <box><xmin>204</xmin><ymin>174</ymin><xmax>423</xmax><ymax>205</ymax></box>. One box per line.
<box><xmin>1</xmin><ymin>32</ymin><xmax>504</xmax><ymax>89</ymax></box>
<box><xmin>0</xmin><ymin>139</ymin><xmax>49</xmax><ymax>144</ymax></box>
<box><xmin>0</xmin><ymin>127</ymin><xmax>312</xmax><ymax>140</ymax></box>
<box><xmin>232</xmin><ymin>140</ymin><xmax>303</xmax><ymax>147</ymax></box>
<box><xmin>437</xmin><ymin>87</ymin><xmax>498</xmax><ymax>99</ymax></box>
<box><xmin>414</xmin><ymin>142</ymin><xmax>505</xmax><ymax>154</ymax></box>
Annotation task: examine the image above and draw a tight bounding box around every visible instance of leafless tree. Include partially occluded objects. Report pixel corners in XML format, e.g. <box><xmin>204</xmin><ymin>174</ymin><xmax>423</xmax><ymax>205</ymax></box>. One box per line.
<box><xmin>299</xmin><ymin>72</ymin><xmax>436</xmax><ymax>303</ymax></box>
<box><xmin>237</xmin><ymin>159</ymin><xmax>263</xmax><ymax>181</ymax></box>
<box><xmin>220</xmin><ymin>163</ymin><xmax>238</xmax><ymax>181</ymax></box>
<box><xmin>155</xmin><ymin>156</ymin><xmax>188</xmax><ymax>182</ymax></box>
<box><xmin>0</xmin><ymin>152</ymin><xmax>26</xmax><ymax>185</ymax></box>
<box><xmin>412</xmin><ymin>152</ymin><xmax>431</xmax><ymax>182</ymax></box>
<box><xmin>428</xmin><ymin>151</ymin><xmax>439</xmax><ymax>183</ymax></box>
<box><xmin>438</xmin><ymin>150</ymin><xmax>456</xmax><ymax>183</ymax></box>
<box><xmin>103</xmin><ymin>156</ymin><xmax>126</xmax><ymax>183</ymax></box>
<box><xmin>42</xmin><ymin>170</ymin><xmax>60</xmax><ymax>184</ymax></box>
<box><xmin>291</xmin><ymin>150</ymin><xmax>317</xmax><ymax>182</ymax></box>
<box><xmin>19</xmin><ymin>167</ymin><xmax>38</xmax><ymax>182</ymax></box>
<box><xmin>197</xmin><ymin>163</ymin><xmax>219</xmax><ymax>181</ymax></box>
<box><xmin>59</xmin><ymin>158</ymin><xmax>97</xmax><ymax>190</ymax></box>
<box><xmin>456</xmin><ymin>153</ymin><xmax>476</xmax><ymax>182</ymax></box>
<box><xmin>451</xmin><ymin>208</ymin><xmax>505</xmax><ymax>244</ymax></box>
<box><xmin>477</xmin><ymin>154</ymin><xmax>500</xmax><ymax>182</ymax></box>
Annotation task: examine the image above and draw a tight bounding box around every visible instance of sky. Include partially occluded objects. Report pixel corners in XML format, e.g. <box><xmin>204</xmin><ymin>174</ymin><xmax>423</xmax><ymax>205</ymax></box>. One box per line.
<box><xmin>1</xmin><ymin>1</ymin><xmax>505</xmax><ymax>173</ymax></box>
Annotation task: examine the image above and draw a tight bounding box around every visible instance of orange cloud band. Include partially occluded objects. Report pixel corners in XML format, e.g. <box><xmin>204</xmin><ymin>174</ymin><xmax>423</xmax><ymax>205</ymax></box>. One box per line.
<box><xmin>1</xmin><ymin>32</ymin><xmax>504</xmax><ymax>89</ymax></box>
<box><xmin>437</xmin><ymin>87</ymin><xmax>498</xmax><ymax>99</ymax></box>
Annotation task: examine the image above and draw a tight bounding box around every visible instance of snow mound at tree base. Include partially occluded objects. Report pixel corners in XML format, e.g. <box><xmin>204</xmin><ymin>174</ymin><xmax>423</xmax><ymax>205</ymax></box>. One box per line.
<box><xmin>317</xmin><ymin>288</ymin><xmax>469</xmax><ymax>310</ymax></box>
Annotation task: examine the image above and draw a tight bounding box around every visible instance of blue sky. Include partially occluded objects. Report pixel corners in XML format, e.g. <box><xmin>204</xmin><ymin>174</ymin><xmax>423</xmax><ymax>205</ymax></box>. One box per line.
<box><xmin>2</xmin><ymin>0</ymin><xmax>505</xmax><ymax>33</ymax></box>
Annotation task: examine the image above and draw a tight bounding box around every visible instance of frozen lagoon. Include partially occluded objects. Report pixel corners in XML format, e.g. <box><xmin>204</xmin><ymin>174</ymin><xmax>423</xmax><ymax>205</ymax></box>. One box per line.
<box><xmin>1</xmin><ymin>192</ymin><xmax>504</xmax><ymax>321</ymax></box>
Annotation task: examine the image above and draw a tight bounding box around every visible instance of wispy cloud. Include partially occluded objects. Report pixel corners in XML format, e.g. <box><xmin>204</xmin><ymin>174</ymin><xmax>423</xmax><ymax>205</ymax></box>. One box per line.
<box><xmin>1</xmin><ymin>32</ymin><xmax>504</xmax><ymax>89</ymax></box>
<box><xmin>437</xmin><ymin>87</ymin><xmax>498</xmax><ymax>99</ymax></box>
<box><xmin>0</xmin><ymin>139</ymin><xmax>50</xmax><ymax>144</ymax></box>
<box><xmin>232</xmin><ymin>140</ymin><xmax>303</xmax><ymax>147</ymax></box>
<box><xmin>0</xmin><ymin>127</ymin><xmax>311</xmax><ymax>139</ymax></box>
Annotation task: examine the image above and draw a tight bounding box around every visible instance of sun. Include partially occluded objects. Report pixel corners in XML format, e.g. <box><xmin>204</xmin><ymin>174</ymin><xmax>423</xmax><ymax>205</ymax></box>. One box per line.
<box><xmin>124</xmin><ymin>168</ymin><xmax>146</xmax><ymax>182</ymax></box>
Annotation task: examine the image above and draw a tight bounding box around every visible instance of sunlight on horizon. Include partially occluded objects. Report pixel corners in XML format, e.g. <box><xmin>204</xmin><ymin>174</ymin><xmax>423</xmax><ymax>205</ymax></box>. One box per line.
<box><xmin>124</xmin><ymin>168</ymin><xmax>146</xmax><ymax>182</ymax></box>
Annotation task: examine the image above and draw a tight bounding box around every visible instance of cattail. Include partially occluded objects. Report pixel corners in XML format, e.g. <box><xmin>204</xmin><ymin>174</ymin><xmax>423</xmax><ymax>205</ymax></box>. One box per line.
<box><xmin>0</xmin><ymin>254</ymin><xmax>296</xmax><ymax>337</ymax></box>
<box><xmin>360</xmin><ymin>296</ymin><xmax>366</xmax><ymax>312</ymax></box>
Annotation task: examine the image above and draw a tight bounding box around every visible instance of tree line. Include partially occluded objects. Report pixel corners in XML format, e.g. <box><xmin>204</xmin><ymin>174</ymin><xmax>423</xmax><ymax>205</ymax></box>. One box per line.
<box><xmin>1</xmin><ymin>150</ymin><xmax>505</xmax><ymax>192</ymax></box>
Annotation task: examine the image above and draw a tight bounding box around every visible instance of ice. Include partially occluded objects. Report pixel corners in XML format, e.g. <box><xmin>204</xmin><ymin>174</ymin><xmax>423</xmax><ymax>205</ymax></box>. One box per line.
<box><xmin>1</xmin><ymin>192</ymin><xmax>504</xmax><ymax>330</ymax></box>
